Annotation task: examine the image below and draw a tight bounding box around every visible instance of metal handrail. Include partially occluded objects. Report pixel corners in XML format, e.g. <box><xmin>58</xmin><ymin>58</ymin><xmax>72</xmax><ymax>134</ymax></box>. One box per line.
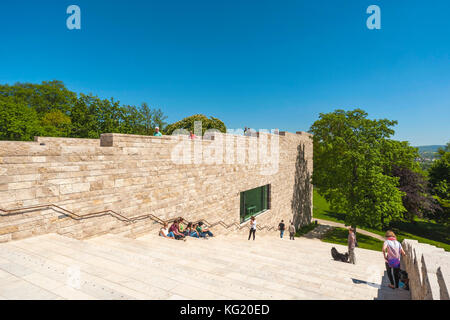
<box><xmin>0</xmin><ymin>204</ymin><xmax>276</xmax><ymax>231</ymax></box>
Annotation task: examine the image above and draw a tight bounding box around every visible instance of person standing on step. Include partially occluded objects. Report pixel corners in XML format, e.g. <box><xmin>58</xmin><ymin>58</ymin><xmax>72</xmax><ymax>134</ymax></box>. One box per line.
<box><xmin>382</xmin><ymin>230</ymin><xmax>406</xmax><ymax>289</ymax></box>
<box><xmin>289</xmin><ymin>221</ymin><xmax>296</xmax><ymax>240</ymax></box>
<box><xmin>248</xmin><ymin>216</ymin><xmax>256</xmax><ymax>240</ymax></box>
<box><xmin>348</xmin><ymin>227</ymin><xmax>356</xmax><ymax>264</ymax></box>
<box><xmin>278</xmin><ymin>220</ymin><xmax>285</xmax><ymax>239</ymax></box>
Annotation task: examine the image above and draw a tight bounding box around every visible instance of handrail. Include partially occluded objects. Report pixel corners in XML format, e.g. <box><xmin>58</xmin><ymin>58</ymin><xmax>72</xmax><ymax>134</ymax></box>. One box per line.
<box><xmin>0</xmin><ymin>204</ymin><xmax>276</xmax><ymax>232</ymax></box>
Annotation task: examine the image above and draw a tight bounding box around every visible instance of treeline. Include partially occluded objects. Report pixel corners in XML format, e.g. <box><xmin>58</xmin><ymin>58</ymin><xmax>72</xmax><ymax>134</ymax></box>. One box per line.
<box><xmin>0</xmin><ymin>80</ymin><xmax>168</xmax><ymax>140</ymax></box>
<box><xmin>310</xmin><ymin>109</ymin><xmax>449</xmax><ymax>228</ymax></box>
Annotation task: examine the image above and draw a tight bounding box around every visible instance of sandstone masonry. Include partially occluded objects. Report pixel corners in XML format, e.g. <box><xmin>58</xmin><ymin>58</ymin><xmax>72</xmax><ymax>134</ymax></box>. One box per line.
<box><xmin>402</xmin><ymin>239</ymin><xmax>450</xmax><ymax>300</ymax></box>
<box><xmin>0</xmin><ymin>131</ymin><xmax>313</xmax><ymax>241</ymax></box>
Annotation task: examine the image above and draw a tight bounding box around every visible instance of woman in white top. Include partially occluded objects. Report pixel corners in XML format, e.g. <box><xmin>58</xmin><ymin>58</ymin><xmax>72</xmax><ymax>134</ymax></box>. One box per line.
<box><xmin>248</xmin><ymin>216</ymin><xmax>256</xmax><ymax>240</ymax></box>
<box><xmin>382</xmin><ymin>230</ymin><xmax>406</xmax><ymax>289</ymax></box>
<box><xmin>159</xmin><ymin>223</ymin><xmax>173</xmax><ymax>238</ymax></box>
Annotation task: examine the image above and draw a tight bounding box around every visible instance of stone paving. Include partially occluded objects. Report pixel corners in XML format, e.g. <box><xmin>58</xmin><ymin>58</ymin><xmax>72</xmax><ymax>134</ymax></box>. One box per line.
<box><xmin>0</xmin><ymin>232</ymin><xmax>410</xmax><ymax>300</ymax></box>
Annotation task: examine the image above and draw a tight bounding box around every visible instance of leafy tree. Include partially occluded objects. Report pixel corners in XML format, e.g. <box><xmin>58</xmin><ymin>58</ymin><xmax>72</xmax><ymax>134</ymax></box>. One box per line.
<box><xmin>121</xmin><ymin>105</ymin><xmax>145</xmax><ymax>134</ymax></box>
<box><xmin>428</xmin><ymin>143</ymin><xmax>450</xmax><ymax>224</ymax></box>
<box><xmin>0</xmin><ymin>96</ymin><xmax>40</xmax><ymax>141</ymax></box>
<box><xmin>310</xmin><ymin>109</ymin><xmax>407</xmax><ymax>229</ymax></box>
<box><xmin>40</xmin><ymin>110</ymin><xmax>72</xmax><ymax>137</ymax></box>
<box><xmin>0</xmin><ymin>80</ymin><xmax>76</xmax><ymax>115</ymax></box>
<box><xmin>165</xmin><ymin>114</ymin><xmax>226</xmax><ymax>136</ymax></box>
<box><xmin>69</xmin><ymin>94</ymin><xmax>102</xmax><ymax>138</ymax></box>
<box><xmin>139</xmin><ymin>103</ymin><xmax>167</xmax><ymax>135</ymax></box>
<box><xmin>0</xmin><ymin>80</ymin><xmax>170</xmax><ymax>140</ymax></box>
<box><xmin>391</xmin><ymin>165</ymin><xmax>439</xmax><ymax>223</ymax></box>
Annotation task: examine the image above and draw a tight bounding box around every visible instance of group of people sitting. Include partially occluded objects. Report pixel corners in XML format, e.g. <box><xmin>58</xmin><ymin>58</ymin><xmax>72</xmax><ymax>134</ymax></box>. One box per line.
<box><xmin>159</xmin><ymin>217</ymin><xmax>214</xmax><ymax>241</ymax></box>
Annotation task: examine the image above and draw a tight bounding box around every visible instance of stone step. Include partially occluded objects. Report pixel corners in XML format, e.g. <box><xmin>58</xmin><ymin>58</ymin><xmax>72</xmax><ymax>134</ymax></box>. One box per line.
<box><xmin>0</xmin><ymin>232</ymin><xmax>411</xmax><ymax>300</ymax></box>
<box><xmin>119</xmin><ymin>234</ymin><xmax>382</xmax><ymax>298</ymax></box>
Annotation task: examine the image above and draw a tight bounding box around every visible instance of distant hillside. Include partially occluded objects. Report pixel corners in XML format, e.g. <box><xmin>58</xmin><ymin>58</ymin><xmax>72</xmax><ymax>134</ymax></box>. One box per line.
<box><xmin>415</xmin><ymin>145</ymin><xmax>445</xmax><ymax>170</ymax></box>
<box><xmin>416</xmin><ymin>145</ymin><xmax>446</xmax><ymax>154</ymax></box>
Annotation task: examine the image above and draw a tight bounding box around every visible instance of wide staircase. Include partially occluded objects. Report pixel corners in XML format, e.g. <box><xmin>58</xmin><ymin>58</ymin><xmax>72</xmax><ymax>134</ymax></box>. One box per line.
<box><xmin>0</xmin><ymin>232</ymin><xmax>411</xmax><ymax>300</ymax></box>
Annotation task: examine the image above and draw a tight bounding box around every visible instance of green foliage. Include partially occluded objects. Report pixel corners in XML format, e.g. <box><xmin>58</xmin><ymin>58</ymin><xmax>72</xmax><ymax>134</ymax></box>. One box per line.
<box><xmin>40</xmin><ymin>110</ymin><xmax>72</xmax><ymax>137</ymax></box>
<box><xmin>314</xmin><ymin>190</ymin><xmax>450</xmax><ymax>251</ymax></box>
<box><xmin>295</xmin><ymin>223</ymin><xmax>318</xmax><ymax>237</ymax></box>
<box><xmin>310</xmin><ymin>109</ymin><xmax>411</xmax><ymax>229</ymax></box>
<box><xmin>428</xmin><ymin>143</ymin><xmax>450</xmax><ymax>224</ymax></box>
<box><xmin>165</xmin><ymin>114</ymin><xmax>226</xmax><ymax>136</ymax></box>
<box><xmin>0</xmin><ymin>96</ymin><xmax>40</xmax><ymax>141</ymax></box>
<box><xmin>0</xmin><ymin>80</ymin><xmax>76</xmax><ymax>115</ymax></box>
<box><xmin>0</xmin><ymin>81</ymin><xmax>178</xmax><ymax>140</ymax></box>
<box><xmin>139</xmin><ymin>103</ymin><xmax>168</xmax><ymax>135</ymax></box>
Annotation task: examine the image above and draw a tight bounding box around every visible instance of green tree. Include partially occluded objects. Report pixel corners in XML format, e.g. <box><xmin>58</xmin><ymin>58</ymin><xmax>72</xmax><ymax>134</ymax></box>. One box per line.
<box><xmin>40</xmin><ymin>110</ymin><xmax>72</xmax><ymax>137</ymax></box>
<box><xmin>165</xmin><ymin>114</ymin><xmax>226</xmax><ymax>136</ymax></box>
<box><xmin>428</xmin><ymin>143</ymin><xmax>450</xmax><ymax>224</ymax></box>
<box><xmin>121</xmin><ymin>105</ymin><xmax>145</xmax><ymax>134</ymax></box>
<box><xmin>0</xmin><ymin>96</ymin><xmax>40</xmax><ymax>141</ymax></box>
<box><xmin>0</xmin><ymin>80</ymin><xmax>76</xmax><ymax>116</ymax></box>
<box><xmin>310</xmin><ymin>109</ymin><xmax>407</xmax><ymax>229</ymax></box>
<box><xmin>0</xmin><ymin>80</ymin><xmax>169</xmax><ymax>140</ymax></box>
<box><xmin>139</xmin><ymin>103</ymin><xmax>167</xmax><ymax>135</ymax></box>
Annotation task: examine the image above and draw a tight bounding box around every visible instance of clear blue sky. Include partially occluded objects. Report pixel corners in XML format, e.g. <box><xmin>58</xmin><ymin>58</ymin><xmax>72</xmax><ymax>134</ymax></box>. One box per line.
<box><xmin>0</xmin><ymin>0</ymin><xmax>449</xmax><ymax>146</ymax></box>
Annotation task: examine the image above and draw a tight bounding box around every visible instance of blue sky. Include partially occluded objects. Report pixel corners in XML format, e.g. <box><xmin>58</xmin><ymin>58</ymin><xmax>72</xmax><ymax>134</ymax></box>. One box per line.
<box><xmin>0</xmin><ymin>0</ymin><xmax>449</xmax><ymax>146</ymax></box>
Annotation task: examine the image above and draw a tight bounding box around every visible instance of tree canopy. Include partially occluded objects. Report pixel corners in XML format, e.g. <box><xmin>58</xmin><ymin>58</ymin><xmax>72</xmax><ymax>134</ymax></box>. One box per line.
<box><xmin>165</xmin><ymin>114</ymin><xmax>226</xmax><ymax>136</ymax></box>
<box><xmin>310</xmin><ymin>109</ymin><xmax>423</xmax><ymax>229</ymax></box>
<box><xmin>428</xmin><ymin>143</ymin><xmax>450</xmax><ymax>224</ymax></box>
<box><xmin>0</xmin><ymin>81</ymin><xmax>169</xmax><ymax>140</ymax></box>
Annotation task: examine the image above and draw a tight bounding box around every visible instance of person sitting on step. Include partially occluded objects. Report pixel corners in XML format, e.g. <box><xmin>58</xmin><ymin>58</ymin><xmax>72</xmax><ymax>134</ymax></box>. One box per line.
<box><xmin>169</xmin><ymin>220</ymin><xmax>186</xmax><ymax>240</ymax></box>
<box><xmin>186</xmin><ymin>222</ymin><xmax>200</xmax><ymax>238</ymax></box>
<box><xmin>177</xmin><ymin>217</ymin><xmax>187</xmax><ymax>235</ymax></box>
<box><xmin>196</xmin><ymin>221</ymin><xmax>213</xmax><ymax>238</ymax></box>
<box><xmin>159</xmin><ymin>222</ymin><xmax>185</xmax><ymax>241</ymax></box>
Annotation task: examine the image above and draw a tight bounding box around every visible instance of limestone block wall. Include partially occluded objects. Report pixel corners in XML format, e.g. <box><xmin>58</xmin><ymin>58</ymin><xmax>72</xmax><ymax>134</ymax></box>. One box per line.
<box><xmin>402</xmin><ymin>239</ymin><xmax>450</xmax><ymax>300</ymax></box>
<box><xmin>0</xmin><ymin>131</ymin><xmax>313</xmax><ymax>241</ymax></box>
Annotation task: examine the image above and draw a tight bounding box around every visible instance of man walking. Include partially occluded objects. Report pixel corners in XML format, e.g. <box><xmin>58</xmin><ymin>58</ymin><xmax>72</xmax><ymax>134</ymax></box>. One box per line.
<box><xmin>348</xmin><ymin>227</ymin><xmax>356</xmax><ymax>264</ymax></box>
<box><xmin>289</xmin><ymin>221</ymin><xmax>296</xmax><ymax>240</ymax></box>
<box><xmin>278</xmin><ymin>220</ymin><xmax>285</xmax><ymax>239</ymax></box>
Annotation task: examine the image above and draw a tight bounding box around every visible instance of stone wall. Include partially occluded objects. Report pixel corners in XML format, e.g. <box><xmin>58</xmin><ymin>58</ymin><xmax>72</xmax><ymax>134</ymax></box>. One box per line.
<box><xmin>402</xmin><ymin>239</ymin><xmax>450</xmax><ymax>300</ymax></box>
<box><xmin>0</xmin><ymin>131</ymin><xmax>313</xmax><ymax>241</ymax></box>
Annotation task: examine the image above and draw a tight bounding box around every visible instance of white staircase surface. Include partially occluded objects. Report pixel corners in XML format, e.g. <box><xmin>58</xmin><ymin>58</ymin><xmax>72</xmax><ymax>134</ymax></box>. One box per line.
<box><xmin>0</xmin><ymin>233</ymin><xmax>411</xmax><ymax>300</ymax></box>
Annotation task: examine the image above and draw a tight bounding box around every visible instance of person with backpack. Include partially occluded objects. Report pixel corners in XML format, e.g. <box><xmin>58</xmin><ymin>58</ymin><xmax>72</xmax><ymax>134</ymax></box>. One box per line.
<box><xmin>382</xmin><ymin>230</ymin><xmax>406</xmax><ymax>289</ymax></box>
<box><xmin>278</xmin><ymin>220</ymin><xmax>286</xmax><ymax>239</ymax></box>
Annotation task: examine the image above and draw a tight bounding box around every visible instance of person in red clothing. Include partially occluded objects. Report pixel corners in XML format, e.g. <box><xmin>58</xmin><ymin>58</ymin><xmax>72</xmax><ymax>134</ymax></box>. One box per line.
<box><xmin>169</xmin><ymin>220</ymin><xmax>186</xmax><ymax>240</ymax></box>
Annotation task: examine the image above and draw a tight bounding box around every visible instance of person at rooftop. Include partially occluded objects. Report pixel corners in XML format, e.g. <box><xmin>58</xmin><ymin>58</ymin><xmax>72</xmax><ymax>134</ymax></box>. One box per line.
<box><xmin>189</xmin><ymin>131</ymin><xmax>197</xmax><ymax>139</ymax></box>
<box><xmin>154</xmin><ymin>127</ymin><xmax>162</xmax><ymax>136</ymax></box>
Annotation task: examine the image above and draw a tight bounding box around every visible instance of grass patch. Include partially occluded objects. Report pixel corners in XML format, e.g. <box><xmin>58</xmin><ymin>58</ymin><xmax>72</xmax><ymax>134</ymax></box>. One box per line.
<box><xmin>321</xmin><ymin>227</ymin><xmax>384</xmax><ymax>252</ymax></box>
<box><xmin>295</xmin><ymin>223</ymin><xmax>318</xmax><ymax>237</ymax></box>
<box><xmin>313</xmin><ymin>189</ymin><xmax>450</xmax><ymax>252</ymax></box>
